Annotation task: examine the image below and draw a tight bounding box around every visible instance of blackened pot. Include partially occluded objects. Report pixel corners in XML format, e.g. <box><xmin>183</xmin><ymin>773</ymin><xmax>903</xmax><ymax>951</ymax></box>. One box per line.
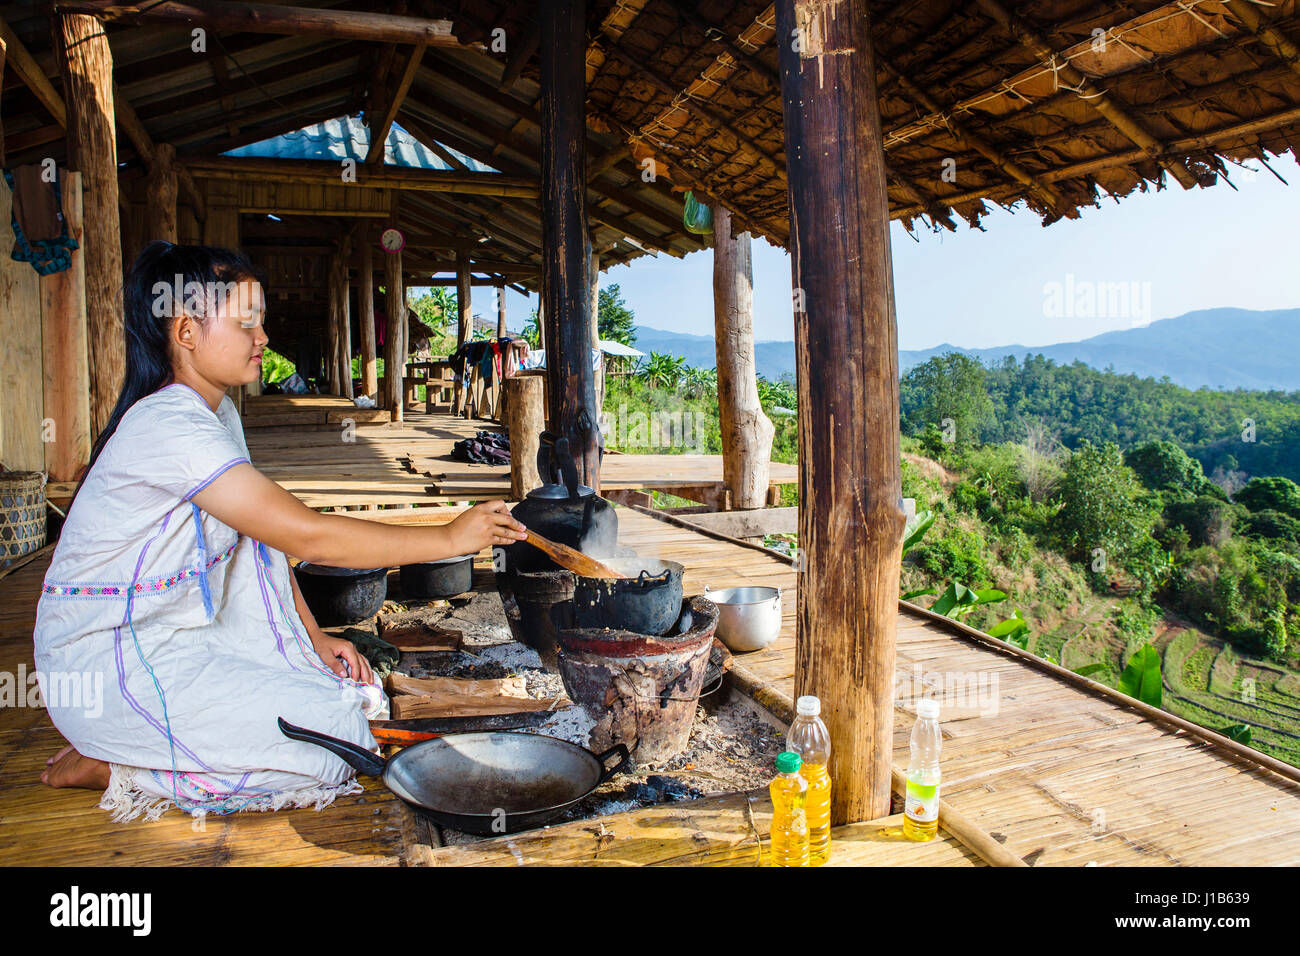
<box><xmin>572</xmin><ymin>557</ymin><xmax>684</xmax><ymax>637</ymax></box>
<box><xmin>293</xmin><ymin>562</ymin><xmax>388</xmax><ymax>626</ymax></box>
<box><xmin>400</xmin><ymin>554</ymin><xmax>474</xmax><ymax>600</ymax></box>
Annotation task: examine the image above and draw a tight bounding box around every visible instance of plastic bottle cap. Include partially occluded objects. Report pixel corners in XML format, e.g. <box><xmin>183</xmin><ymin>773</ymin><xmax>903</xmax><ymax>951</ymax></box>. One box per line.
<box><xmin>795</xmin><ymin>695</ymin><xmax>821</xmax><ymax>716</ymax></box>
<box><xmin>917</xmin><ymin>699</ymin><xmax>940</xmax><ymax>719</ymax></box>
<box><xmin>775</xmin><ymin>751</ymin><xmax>802</xmax><ymax>773</ymax></box>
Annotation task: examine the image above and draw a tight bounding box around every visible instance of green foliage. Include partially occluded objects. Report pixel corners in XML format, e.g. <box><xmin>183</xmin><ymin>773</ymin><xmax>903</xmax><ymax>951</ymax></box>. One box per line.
<box><xmin>1117</xmin><ymin>644</ymin><xmax>1163</xmax><ymax>707</ymax></box>
<box><xmin>1126</xmin><ymin>440</ymin><xmax>1208</xmax><ymax>494</ymax></box>
<box><xmin>915</xmin><ymin>525</ymin><xmax>989</xmax><ymax>583</ymax></box>
<box><xmin>411</xmin><ymin>288</ymin><xmax>456</xmax><ymax>336</ymax></box>
<box><xmin>899</xmin><ymin>353</ymin><xmax>1300</xmax><ymax>486</ymax></box>
<box><xmin>639</xmin><ymin>351</ymin><xmax>689</xmax><ymax>389</ymax></box>
<box><xmin>597</xmin><ymin>284</ymin><xmax>637</xmax><ymax>346</ymax></box>
<box><xmin>900</xmin><ymin>353</ymin><xmax>993</xmax><ymax>453</ymax></box>
<box><xmin>1243</xmin><ymin>509</ymin><xmax>1300</xmax><ymax>544</ymax></box>
<box><xmin>1164</xmin><ymin>495</ymin><xmax>1243</xmax><ymax>548</ymax></box>
<box><xmin>930</xmin><ymin>582</ymin><xmax>1007</xmax><ymax>618</ymax></box>
<box><xmin>987</xmin><ymin>608</ymin><xmax>1030</xmax><ymax>649</ymax></box>
<box><xmin>260</xmin><ymin>347</ymin><xmax>295</xmax><ymax>383</ymax></box>
<box><xmin>1221</xmin><ymin>723</ymin><xmax>1253</xmax><ymax>745</ymax></box>
<box><xmin>1236</xmin><ymin>476</ymin><xmax>1300</xmax><ymax>519</ymax></box>
<box><xmin>1056</xmin><ymin>440</ymin><xmax>1165</xmax><ymax>596</ymax></box>
<box><xmin>521</xmin><ymin>309</ymin><xmax>540</xmax><ymax>347</ymax></box>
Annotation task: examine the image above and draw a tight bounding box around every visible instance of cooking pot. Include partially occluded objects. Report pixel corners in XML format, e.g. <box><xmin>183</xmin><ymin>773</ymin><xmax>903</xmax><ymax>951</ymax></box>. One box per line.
<box><xmin>502</xmin><ymin>433</ymin><xmax>617</xmax><ymax>575</ymax></box>
<box><xmin>278</xmin><ymin>718</ymin><xmax>630</xmax><ymax>835</ymax></box>
<box><xmin>704</xmin><ymin>585</ymin><xmax>782</xmax><ymax>653</ymax></box>
<box><xmin>572</xmin><ymin>557</ymin><xmax>684</xmax><ymax>637</ymax></box>
<box><xmin>293</xmin><ymin>562</ymin><xmax>388</xmax><ymax>626</ymax></box>
<box><xmin>400</xmin><ymin>553</ymin><xmax>474</xmax><ymax>600</ymax></box>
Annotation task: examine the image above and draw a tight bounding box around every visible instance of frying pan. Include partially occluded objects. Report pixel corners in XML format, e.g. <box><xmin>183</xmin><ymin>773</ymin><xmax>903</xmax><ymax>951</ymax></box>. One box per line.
<box><xmin>278</xmin><ymin>717</ymin><xmax>631</xmax><ymax>835</ymax></box>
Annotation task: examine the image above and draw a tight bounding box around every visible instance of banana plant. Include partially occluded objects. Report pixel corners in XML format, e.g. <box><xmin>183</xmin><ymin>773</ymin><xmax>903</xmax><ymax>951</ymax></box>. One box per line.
<box><xmin>987</xmin><ymin>608</ymin><xmax>1030</xmax><ymax>649</ymax></box>
<box><xmin>930</xmin><ymin>582</ymin><xmax>1007</xmax><ymax>618</ymax></box>
<box><xmin>1116</xmin><ymin>643</ymin><xmax>1162</xmax><ymax>708</ymax></box>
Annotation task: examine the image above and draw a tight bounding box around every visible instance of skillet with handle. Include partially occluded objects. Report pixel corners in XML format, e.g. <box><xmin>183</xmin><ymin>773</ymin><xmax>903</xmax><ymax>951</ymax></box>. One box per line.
<box><xmin>278</xmin><ymin>717</ymin><xmax>631</xmax><ymax>835</ymax></box>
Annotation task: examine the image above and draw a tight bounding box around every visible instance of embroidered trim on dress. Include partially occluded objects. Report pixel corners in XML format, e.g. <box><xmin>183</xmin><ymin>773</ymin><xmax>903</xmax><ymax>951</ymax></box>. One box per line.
<box><xmin>42</xmin><ymin>539</ymin><xmax>239</xmax><ymax>598</ymax></box>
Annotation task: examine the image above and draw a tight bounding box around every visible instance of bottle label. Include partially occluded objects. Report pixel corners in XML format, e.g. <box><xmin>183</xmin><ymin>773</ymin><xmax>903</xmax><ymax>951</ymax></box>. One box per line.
<box><xmin>905</xmin><ymin>778</ymin><xmax>939</xmax><ymax>824</ymax></box>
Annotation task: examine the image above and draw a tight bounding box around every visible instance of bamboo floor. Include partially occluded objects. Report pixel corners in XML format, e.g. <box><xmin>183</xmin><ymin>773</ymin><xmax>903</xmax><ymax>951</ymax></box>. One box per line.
<box><xmin>4</xmin><ymin>406</ymin><xmax>1298</xmax><ymax>865</ymax></box>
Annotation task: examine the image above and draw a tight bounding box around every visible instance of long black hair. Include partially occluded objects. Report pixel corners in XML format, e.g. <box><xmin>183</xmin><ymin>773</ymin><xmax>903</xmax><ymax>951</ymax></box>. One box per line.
<box><xmin>84</xmin><ymin>241</ymin><xmax>262</xmax><ymax>478</ymax></box>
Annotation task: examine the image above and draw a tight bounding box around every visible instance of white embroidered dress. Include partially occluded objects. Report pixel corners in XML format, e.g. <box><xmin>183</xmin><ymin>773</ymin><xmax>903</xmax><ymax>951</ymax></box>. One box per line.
<box><xmin>34</xmin><ymin>383</ymin><xmax>382</xmax><ymax>820</ymax></box>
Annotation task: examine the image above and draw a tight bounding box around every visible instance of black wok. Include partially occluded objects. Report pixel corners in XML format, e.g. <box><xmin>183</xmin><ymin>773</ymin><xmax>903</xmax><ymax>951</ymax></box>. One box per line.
<box><xmin>278</xmin><ymin>717</ymin><xmax>630</xmax><ymax>835</ymax></box>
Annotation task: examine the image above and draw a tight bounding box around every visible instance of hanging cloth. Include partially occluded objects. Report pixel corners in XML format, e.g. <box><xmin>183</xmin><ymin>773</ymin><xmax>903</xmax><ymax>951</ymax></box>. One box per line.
<box><xmin>4</xmin><ymin>166</ymin><xmax>79</xmax><ymax>276</ymax></box>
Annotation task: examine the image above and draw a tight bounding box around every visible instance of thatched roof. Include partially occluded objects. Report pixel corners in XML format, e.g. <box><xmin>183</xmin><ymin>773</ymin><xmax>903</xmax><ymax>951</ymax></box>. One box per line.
<box><xmin>3</xmin><ymin>0</ymin><xmax>1297</xmax><ymax>277</ymax></box>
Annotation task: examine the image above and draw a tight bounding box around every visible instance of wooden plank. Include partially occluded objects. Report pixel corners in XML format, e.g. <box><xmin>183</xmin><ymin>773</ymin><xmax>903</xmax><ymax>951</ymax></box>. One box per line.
<box><xmin>669</xmin><ymin>506</ymin><xmax>797</xmax><ymax>539</ymax></box>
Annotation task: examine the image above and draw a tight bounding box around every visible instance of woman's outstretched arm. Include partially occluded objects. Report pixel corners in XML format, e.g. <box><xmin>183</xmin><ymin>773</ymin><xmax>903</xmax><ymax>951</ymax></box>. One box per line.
<box><xmin>190</xmin><ymin>462</ymin><xmax>526</xmax><ymax>568</ymax></box>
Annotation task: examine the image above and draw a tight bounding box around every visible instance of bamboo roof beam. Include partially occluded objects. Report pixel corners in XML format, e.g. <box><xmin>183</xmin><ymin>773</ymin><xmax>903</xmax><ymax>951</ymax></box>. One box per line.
<box><xmin>1224</xmin><ymin>0</ymin><xmax>1300</xmax><ymax>80</ymax></box>
<box><xmin>891</xmin><ymin>101</ymin><xmax>1300</xmax><ymax>219</ymax></box>
<box><xmin>366</xmin><ymin>43</ymin><xmax>426</xmax><ymax>166</ymax></box>
<box><xmin>594</xmin><ymin>40</ymin><xmax>785</xmax><ymax>178</ymax></box>
<box><xmin>877</xmin><ymin>55</ymin><xmax>1064</xmax><ymax>214</ymax></box>
<box><xmin>0</xmin><ymin>15</ymin><xmax>66</xmax><ymax>127</ymax></box>
<box><xmin>57</xmin><ymin>1</ymin><xmax>462</xmax><ymax>47</ymax></box>
<box><xmin>497</xmin><ymin>22</ymin><xmax>539</xmax><ymax>92</ymax></box>
<box><xmin>184</xmin><ymin>156</ymin><xmax>538</xmax><ymax>197</ymax></box>
<box><xmin>112</xmin><ymin>85</ymin><xmax>207</xmax><ymax>221</ymax></box>
<box><xmin>661</xmin><ymin>0</ymin><xmax>781</xmax><ymax>93</ymax></box>
<box><xmin>972</xmin><ymin>0</ymin><xmax>1201</xmax><ymax>189</ymax></box>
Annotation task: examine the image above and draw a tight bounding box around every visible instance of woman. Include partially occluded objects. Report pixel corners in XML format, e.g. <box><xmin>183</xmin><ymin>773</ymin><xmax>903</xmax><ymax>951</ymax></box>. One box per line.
<box><xmin>34</xmin><ymin>242</ymin><xmax>526</xmax><ymax>821</ymax></box>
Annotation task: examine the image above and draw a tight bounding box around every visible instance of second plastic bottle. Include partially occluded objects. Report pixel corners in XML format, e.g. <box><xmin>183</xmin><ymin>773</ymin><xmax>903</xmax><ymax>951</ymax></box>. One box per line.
<box><xmin>786</xmin><ymin>694</ymin><xmax>832</xmax><ymax>865</ymax></box>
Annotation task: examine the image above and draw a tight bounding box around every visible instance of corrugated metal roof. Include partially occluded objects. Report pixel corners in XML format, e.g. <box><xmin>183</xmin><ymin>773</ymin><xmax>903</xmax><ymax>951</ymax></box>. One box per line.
<box><xmin>223</xmin><ymin>113</ymin><xmax>497</xmax><ymax>173</ymax></box>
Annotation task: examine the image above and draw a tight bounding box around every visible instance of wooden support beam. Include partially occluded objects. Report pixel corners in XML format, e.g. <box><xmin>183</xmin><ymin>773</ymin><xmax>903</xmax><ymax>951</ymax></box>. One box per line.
<box><xmin>711</xmin><ymin>206</ymin><xmax>774</xmax><ymax>510</ymax></box>
<box><xmin>0</xmin><ymin>15</ymin><xmax>66</xmax><ymax>127</ymax></box>
<box><xmin>776</xmin><ymin>0</ymin><xmax>904</xmax><ymax>823</ymax></box>
<box><xmin>973</xmin><ymin>0</ymin><xmax>1201</xmax><ymax>190</ymax></box>
<box><xmin>540</xmin><ymin>0</ymin><xmax>600</xmax><ymax>491</ymax></box>
<box><xmin>496</xmin><ymin>280</ymin><xmax>507</xmax><ymax>338</ymax></box>
<box><xmin>453</xmin><ymin>248</ymin><xmax>471</xmax><ymax>415</ymax></box>
<box><xmin>112</xmin><ymin>85</ymin><xmax>207</xmax><ymax>223</ymax></box>
<box><xmin>145</xmin><ymin>142</ymin><xmax>179</xmax><ymax>242</ymax></box>
<box><xmin>56</xmin><ymin>13</ymin><xmax>125</xmax><ymax>441</ymax></box>
<box><xmin>184</xmin><ymin>155</ymin><xmax>537</xmax><ymax>197</ymax></box>
<box><xmin>384</xmin><ymin>225</ymin><xmax>406</xmax><ymax>420</ymax></box>
<box><xmin>329</xmin><ymin>229</ymin><xmax>354</xmax><ymax>399</ymax></box>
<box><xmin>0</xmin><ymin>32</ymin><xmax>6</xmax><ymax>166</ymax></box>
<box><xmin>498</xmin><ymin>23</ymin><xmax>540</xmax><ymax>91</ymax></box>
<box><xmin>59</xmin><ymin>1</ymin><xmax>462</xmax><ymax>46</ymax></box>
<box><xmin>41</xmin><ymin>171</ymin><xmax>92</xmax><ymax>483</ymax></box>
<box><xmin>366</xmin><ymin>43</ymin><xmax>426</xmax><ymax>166</ymax></box>
<box><xmin>358</xmin><ymin>229</ymin><xmax>379</xmax><ymax>401</ymax></box>
<box><xmin>1225</xmin><ymin>0</ymin><xmax>1300</xmax><ymax>80</ymax></box>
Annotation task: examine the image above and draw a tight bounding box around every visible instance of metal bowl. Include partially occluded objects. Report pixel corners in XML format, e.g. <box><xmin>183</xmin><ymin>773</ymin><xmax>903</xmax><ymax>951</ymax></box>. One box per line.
<box><xmin>704</xmin><ymin>585</ymin><xmax>782</xmax><ymax>653</ymax></box>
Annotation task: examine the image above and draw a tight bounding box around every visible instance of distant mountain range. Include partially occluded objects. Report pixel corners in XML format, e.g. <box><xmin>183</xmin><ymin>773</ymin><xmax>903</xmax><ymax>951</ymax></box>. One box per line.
<box><xmin>632</xmin><ymin>307</ymin><xmax>1300</xmax><ymax>392</ymax></box>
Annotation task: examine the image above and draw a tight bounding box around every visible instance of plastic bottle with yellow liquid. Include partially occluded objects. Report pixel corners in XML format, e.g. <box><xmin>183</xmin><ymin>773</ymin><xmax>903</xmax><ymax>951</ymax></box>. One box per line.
<box><xmin>768</xmin><ymin>752</ymin><xmax>810</xmax><ymax>866</ymax></box>
<box><xmin>903</xmin><ymin>699</ymin><xmax>942</xmax><ymax>841</ymax></box>
<box><xmin>786</xmin><ymin>695</ymin><xmax>832</xmax><ymax>865</ymax></box>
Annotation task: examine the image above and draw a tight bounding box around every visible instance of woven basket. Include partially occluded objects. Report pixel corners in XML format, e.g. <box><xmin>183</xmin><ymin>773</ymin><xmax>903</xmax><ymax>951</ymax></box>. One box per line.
<box><xmin>0</xmin><ymin>470</ymin><xmax>47</xmax><ymax>569</ymax></box>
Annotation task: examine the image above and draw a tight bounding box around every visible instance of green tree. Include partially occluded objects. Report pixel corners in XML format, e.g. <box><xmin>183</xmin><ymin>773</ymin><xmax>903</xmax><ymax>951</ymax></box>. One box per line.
<box><xmin>1235</xmin><ymin>476</ymin><xmax>1300</xmax><ymax>519</ymax></box>
<box><xmin>1056</xmin><ymin>440</ymin><xmax>1164</xmax><ymax>595</ymax></box>
<box><xmin>411</xmin><ymin>287</ymin><xmax>457</xmax><ymax>335</ymax></box>
<box><xmin>900</xmin><ymin>353</ymin><xmax>994</xmax><ymax>453</ymax></box>
<box><xmin>1126</xmin><ymin>440</ymin><xmax>1207</xmax><ymax>495</ymax></box>
<box><xmin>597</xmin><ymin>284</ymin><xmax>637</xmax><ymax>346</ymax></box>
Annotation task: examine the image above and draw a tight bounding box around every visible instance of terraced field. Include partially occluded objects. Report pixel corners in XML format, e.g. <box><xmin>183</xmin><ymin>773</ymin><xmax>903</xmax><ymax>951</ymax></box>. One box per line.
<box><xmin>1160</xmin><ymin>628</ymin><xmax>1300</xmax><ymax>766</ymax></box>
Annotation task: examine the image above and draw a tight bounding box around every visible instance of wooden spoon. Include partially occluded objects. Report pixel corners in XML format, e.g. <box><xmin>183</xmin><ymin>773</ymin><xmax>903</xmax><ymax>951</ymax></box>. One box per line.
<box><xmin>524</xmin><ymin>529</ymin><xmax>626</xmax><ymax>580</ymax></box>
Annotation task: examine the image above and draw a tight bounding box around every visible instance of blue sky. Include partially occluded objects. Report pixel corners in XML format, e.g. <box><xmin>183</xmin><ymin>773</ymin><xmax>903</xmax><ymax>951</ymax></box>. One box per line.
<box><xmin>446</xmin><ymin>153</ymin><xmax>1300</xmax><ymax>352</ymax></box>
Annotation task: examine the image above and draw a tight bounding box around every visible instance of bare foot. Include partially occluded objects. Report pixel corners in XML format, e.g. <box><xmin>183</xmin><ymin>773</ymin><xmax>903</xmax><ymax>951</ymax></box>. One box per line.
<box><xmin>41</xmin><ymin>746</ymin><xmax>111</xmax><ymax>790</ymax></box>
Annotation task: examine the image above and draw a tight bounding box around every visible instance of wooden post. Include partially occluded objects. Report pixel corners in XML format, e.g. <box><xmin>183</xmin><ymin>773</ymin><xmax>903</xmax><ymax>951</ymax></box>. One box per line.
<box><xmin>0</xmin><ymin>32</ymin><xmax>7</xmax><ymax>166</ymax></box>
<box><xmin>776</xmin><ymin>0</ymin><xmax>905</xmax><ymax>824</ymax></box>
<box><xmin>384</xmin><ymin>241</ymin><xmax>405</xmax><ymax>420</ymax></box>
<box><xmin>712</xmin><ymin>205</ymin><xmax>774</xmax><ymax>510</ymax></box>
<box><xmin>358</xmin><ymin>231</ymin><xmax>378</xmax><ymax>401</ymax></box>
<box><xmin>56</xmin><ymin>13</ymin><xmax>124</xmax><ymax>440</ymax></box>
<box><xmin>505</xmin><ymin>374</ymin><xmax>544</xmax><ymax>500</ymax></box>
<box><xmin>590</xmin><ymin>249</ymin><xmax>604</xmax><ymax>416</ymax></box>
<box><xmin>41</xmin><ymin>171</ymin><xmax>91</xmax><ymax>483</ymax></box>
<box><xmin>145</xmin><ymin>141</ymin><xmax>178</xmax><ymax>242</ymax></box>
<box><xmin>496</xmin><ymin>280</ymin><xmax>507</xmax><ymax>338</ymax></box>
<box><xmin>453</xmin><ymin>248</ymin><xmax>471</xmax><ymax>416</ymax></box>
<box><xmin>329</xmin><ymin>237</ymin><xmax>353</xmax><ymax>399</ymax></box>
<box><xmin>539</xmin><ymin>0</ymin><xmax>599</xmax><ymax>491</ymax></box>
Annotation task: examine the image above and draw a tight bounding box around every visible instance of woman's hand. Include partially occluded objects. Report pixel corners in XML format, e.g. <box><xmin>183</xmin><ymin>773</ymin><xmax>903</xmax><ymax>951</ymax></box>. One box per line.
<box><xmin>446</xmin><ymin>500</ymin><xmax>527</xmax><ymax>555</ymax></box>
<box><xmin>311</xmin><ymin>632</ymin><xmax>374</xmax><ymax>685</ymax></box>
